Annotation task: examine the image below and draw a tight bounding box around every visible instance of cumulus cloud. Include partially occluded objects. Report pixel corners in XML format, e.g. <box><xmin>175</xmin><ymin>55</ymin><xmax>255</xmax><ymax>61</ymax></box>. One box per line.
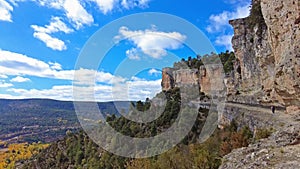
<box><xmin>31</xmin><ymin>16</ymin><xmax>73</xmax><ymax>50</ymax></box>
<box><xmin>0</xmin><ymin>49</ymin><xmax>163</xmax><ymax>101</ymax></box>
<box><xmin>0</xmin><ymin>80</ymin><xmax>13</xmax><ymax>88</ymax></box>
<box><xmin>38</xmin><ymin>0</ymin><xmax>94</xmax><ymax>29</ymax></box>
<box><xmin>0</xmin><ymin>0</ymin><xmax>13</xmax><ymax>22</ymax></box>
<box><xmin>49</xmin><ymin>62</ymin><xmax>62</xmax><ymax>70</ymax></box>
<box><xmin>0</xmin><ymin>49</ymin><xmax>162</xmax><ymax>101</ymax></box>
<box><xmin>121</xmin><ymin>0</ymin><xmax>150</xmax><ymax>9</ymax></box>
<box><xmin>0</xmin><ymin>74</ymin><xmax>8</xmax><ymax>79</ymax></box>
<box><xmin>31</xmin><ymin>16</ymin><xmax>73</xmax><ymax>34</ymax></box>
<box><xmin>115</xmin><ymin>26</ymin><xmax>186</xmax><ymax>59</ymax></box>
<box><xmin>125</xmin><ymin>48</ymin><xmax>141</xmax><ymax>60</ymax></box>
<box><xmin>33</xmin><ymin>32</ymin><xmax>68</xmax><ymax>51</ymax></box>
<box><xmin>93</xmin><ymin>0</ymin><xmax>117</xmax><ymax>14</ymax></box>
<box><xmin>206</xmin><ymin>1</ymin><xmax>250</xmax><ymax>50</ymax></box>
<box><xmin>10</xmin><ymin>76</ymin><xmax>30</xmax><ymax>82</ymax></box>
<box><xmin>148</xmin><ymin>68</ymin><xmax>161</xmax><ymax>76</ymax></box>
<box><xmin>111</xmin><ymin>77</ymin><xmax>161</xmax><ymax>101</ymax></box>
<box><xmin>215</xmin><ymin>34</ymin><xmax>233</xmax><ymax>51</ymax></box>
<box><xmin>63</xmin><ymin>0</ymin><xmax>94</xmax><ymax>29</ymax></box>
<box><xmin>6</xmin><ymin>77</ymin><xmax>161</xmax><ymax>101</ymax></box>
<box><xmin>206</xmin><ymin>3</ymin><xmax>250</xmax><ymax>33</ymax></box>
<box><xmin>0</xmin><ymin>49</ymin><xmax>125</xmax><ymax>85</ymax></box>
<box><xmin>90</xmin><ymin>0</ymin><xmax>152</xmax><ymax>14</ymax></box>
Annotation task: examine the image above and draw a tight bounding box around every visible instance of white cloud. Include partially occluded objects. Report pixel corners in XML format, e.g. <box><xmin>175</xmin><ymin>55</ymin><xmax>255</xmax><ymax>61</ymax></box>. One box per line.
<box><xmin>93</xmin><ymin>0</ymin><xmax>117</xmax><ymax>14</ymax></box>
<box><xmin>111</xmin><ymin>77</ymin><xmax>161</xmax><ymax>101</ymax></box>
<box><xmin>148</xmin><ymin>68</ymin><xmax>161</xmax><ymax>76</ymax></box>
<box><xmin>115</xmin><ymin>26</ymin><xmax>186</xmax><ymax>59</ymax></box>
<box><xmin>0</xmin><ymin>0</ymin><xmax>13</xmax><ymax>22</ymax></box>
<box><xmin>33</xmin><ymin>32</ymin><xmax>67</xmax><ymax>51</ymax></box>
<box><xmin>37</xmin><ymin>0</ymin><xmax>94</xmax><ymax>29</ymax></box>
<box><xmin>0</xmin><ymin>49</ymin><xmax>55</xmax><ymax>77</ymax></box>
<box><xmin>215</xmin><ymin>34</ymin><xmax>233</xmax><ymax>51</ymax></box>
<box><xmin>31</xmin><ymin>16</ymin><xmax>73</xmax><ymax>34</ymax></box>
<box><xmin>63</xmin><ymin>0</ymin><xmax>94</xmax><ymax>29</ymax></box>
<box><xmin>126</xmin><ymin>77</ymin><xmax>161</xmax><ymax>100</ymax></box>
<box><xmin>0</xmin><ymin>74</ymin><xmax>8</xmax><ymax>79</ymax></box>
<box><xmin>206</xmin><ymin>2</ymin><xmax>250</xmax><ymax>50</ymax></box>
<box><xmin>125</xmin><ymin>48</ymin><xmax>140</xmax><ymax>60</ymax></box>
<box><xmin>49</xmin><ymin>62</ymin><xmax>62</xmax><ymax>70</ymax></box>
<box><xmin>0</xmin><ymin>80</ymin><xmax>13</xmax><ymax>88</ymax></box>
<box><xmin>206</xmin><ymin>3</ymin><xmax>250</xmax><ymax>33</ymax></box>
<box><xmin>0</xmin><ymin>49</ymin><xmax>162</xmax><ymax>101</ymax></box>
<box><xmin>5</xmin><ymin>77</ymin><xmax>161</xmax><ymax>101</ymax></box>
<box><xmin>0</xmin><ymin>49</ymin><xmax>125</xmax><ymax>85</ymax></box>
<box><xmin>31</xmin><ymin>16</ymin><xmax>73</xmax><ymax>50</ymax></box>
<box><xmin>10</xmin><ymin>76</ymin><xmax>30</xmax><ymax>82</ymax></box>
<box><xmin>121</xmin><ymin>0</ymin><xmax>150</xmax><ymax>9</ymax></box>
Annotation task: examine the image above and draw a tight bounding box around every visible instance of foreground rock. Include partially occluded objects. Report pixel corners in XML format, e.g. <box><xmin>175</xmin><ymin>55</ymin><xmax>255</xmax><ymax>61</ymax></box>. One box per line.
<box><xmin>220</xmin><ymin>112</ymin><xmax>300</xmax><ymax>169</ymax></box>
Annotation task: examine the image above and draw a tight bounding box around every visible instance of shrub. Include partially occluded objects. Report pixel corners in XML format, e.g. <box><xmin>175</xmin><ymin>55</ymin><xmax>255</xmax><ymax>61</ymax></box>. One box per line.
<box><xmin>255</xmin><ymin>128</ymin><xmax>273</xmax><ymax>140</ymax></box>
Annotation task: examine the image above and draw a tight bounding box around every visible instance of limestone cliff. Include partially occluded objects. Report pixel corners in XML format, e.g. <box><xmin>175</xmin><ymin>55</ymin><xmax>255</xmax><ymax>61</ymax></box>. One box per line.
<box><xmin>161</xmin><ymin>67</ymin><xmax>200</xmax><ymax>93</ymax></box>
<box><xmin>161</xmin><ymin>64</ymin><xmax>225</xmax><ymax>96</ymax></box>
<box><xmin>220</xmin><ymin>0</ymin><xmax>300</xmax><ymax>168</ymax></box>
<box><xmin>229</xmin><ymin>0</ymin><xmax>300</xmax><ymax>112</ymax></box>
<box><xmin>161</xmin><ymin>68</ymin><xmax>174</xmax><ymax>91</ymax></box>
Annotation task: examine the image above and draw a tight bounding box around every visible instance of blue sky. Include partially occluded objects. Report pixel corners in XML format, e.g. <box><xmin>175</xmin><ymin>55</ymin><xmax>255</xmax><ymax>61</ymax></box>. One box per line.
<box><xmin>0</xmin><ymin>0</ymin><xmax>250</xmax><ymax>101</ymax></box>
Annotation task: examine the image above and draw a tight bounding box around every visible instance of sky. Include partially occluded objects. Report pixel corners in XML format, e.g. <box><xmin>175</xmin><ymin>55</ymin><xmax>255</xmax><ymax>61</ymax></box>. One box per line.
<box><xmin>0</xmin><ymin>0</ymin><xmax>251</xmax><ymax>101</ymax></box>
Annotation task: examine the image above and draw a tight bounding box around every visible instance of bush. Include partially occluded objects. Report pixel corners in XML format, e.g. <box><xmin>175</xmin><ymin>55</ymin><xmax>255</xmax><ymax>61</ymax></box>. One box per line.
<box><xmin>255</xmin><ymin>128</ymin><xmax>273</xmax><ymax>140</ymax></box>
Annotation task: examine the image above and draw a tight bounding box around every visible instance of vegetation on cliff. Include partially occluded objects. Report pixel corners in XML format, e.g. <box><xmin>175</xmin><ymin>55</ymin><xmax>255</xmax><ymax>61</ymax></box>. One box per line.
<box><xmin>174</xmin><ymin>51</ymin><xmax>236</xmax><ymax>75</ymax></box>
<box><xmin>22</xmin><ymin>88</ymin><xmax>254</xmax><ymax>169</ymax></box>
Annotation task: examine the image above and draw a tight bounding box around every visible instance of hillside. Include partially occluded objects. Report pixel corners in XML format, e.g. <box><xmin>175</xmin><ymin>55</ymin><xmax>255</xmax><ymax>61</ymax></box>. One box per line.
<box><xmin>0</xmin><ymin>99</ymin><xmax>130</xmax><ymax>144</ymax></box>
<box><xmin>21</xmin><ymin>88</ymin><xmax>256</xmax><ymax>169</ymax></box>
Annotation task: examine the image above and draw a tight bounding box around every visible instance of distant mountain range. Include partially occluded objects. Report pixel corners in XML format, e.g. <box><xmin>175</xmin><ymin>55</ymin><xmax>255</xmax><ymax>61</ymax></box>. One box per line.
<box><xmin>0</xmin><ymin>99</ymin><xmax>131</xmax><ymax>144</ymax></box>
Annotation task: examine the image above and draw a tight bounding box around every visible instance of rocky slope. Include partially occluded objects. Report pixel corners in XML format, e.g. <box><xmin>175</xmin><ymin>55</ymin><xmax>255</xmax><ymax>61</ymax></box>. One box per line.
<box><xmin>220</xmin><ymin>0</ymin><xmax>300</xmax><ymax>168</ymax></box>
<box><xmin>219</xmin><ymin>107</ymin><xmax>300</xmax><ymax>169</ymax></box>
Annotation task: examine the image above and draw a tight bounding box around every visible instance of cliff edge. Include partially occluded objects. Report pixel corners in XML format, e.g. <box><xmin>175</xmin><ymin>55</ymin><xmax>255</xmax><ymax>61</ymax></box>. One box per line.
<box><xmin>228</xmin><ymin>0</ymin><xmax>299</xmax><ymax>113</ymax></box>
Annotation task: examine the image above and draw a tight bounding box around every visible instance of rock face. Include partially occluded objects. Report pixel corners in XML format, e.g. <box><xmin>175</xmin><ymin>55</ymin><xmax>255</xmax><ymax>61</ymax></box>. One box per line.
<box><xmin>173</xmin><ymin>69</ymin><xmax>199</xmax><ymax>87</ymax></box>
<box><xmin>161</xmin><ymin>68</ymin><xmax>174</xmax><ymax>91</ymax></box>
<box><xmin>161</xmin><ymin>65</ymin><xmax>225</xmax><ymax>96</ymax></box>
<box><xmin>228</xmin><ymin>0</ymin><xmax>300</xmax><ymax>112</ymax></box>
<box><xmin>199</xmin><ymin>64</ymin><xmax>226</xmax><ymax>94</ymax></box>
<box><xmin>261</xmin><ymin>0</ymin><xmax>300</xmax><ymax>108</ymax></box>
<box><xmin>162</xmin><ymin>67</ymin><xmax>200</xmax><ymax>93</ymax></box>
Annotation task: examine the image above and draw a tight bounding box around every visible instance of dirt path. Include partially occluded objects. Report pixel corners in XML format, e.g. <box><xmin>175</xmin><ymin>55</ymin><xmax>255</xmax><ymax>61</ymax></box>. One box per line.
<box><xmin>225</xmin><ymin>102</ymin><xmax>299</xmax><ymax>130</ymax></box>
<box><xmin>225</xmin><ymin>102</ymin><xmax>285</xmax><ymax>114</ymax></box>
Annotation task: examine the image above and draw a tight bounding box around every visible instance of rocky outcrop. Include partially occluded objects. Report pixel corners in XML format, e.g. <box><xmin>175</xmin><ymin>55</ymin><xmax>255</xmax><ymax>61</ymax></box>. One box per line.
<box><xmin>161</xmin><ymin>64</ymin><xmax>226</xmax><ymax>96</ymax></box>
<box><xmin>173</xmin><ymin>69</ymin><xmax>199</xmax><ymax>87</ymax></box>
<box><xmin>161</xmin><ymin>68</ymin><xmax>174</xmax><ymax>91</ymax></box>
<box><xmin>200</xmin><ymin>64</ymin><xmax>226</xmax><ymax>95</ymax></box>
<box><xmin>228</xmin><ymin>0</ymin><xmax>300</xmax><ymax>112</ymax></box>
